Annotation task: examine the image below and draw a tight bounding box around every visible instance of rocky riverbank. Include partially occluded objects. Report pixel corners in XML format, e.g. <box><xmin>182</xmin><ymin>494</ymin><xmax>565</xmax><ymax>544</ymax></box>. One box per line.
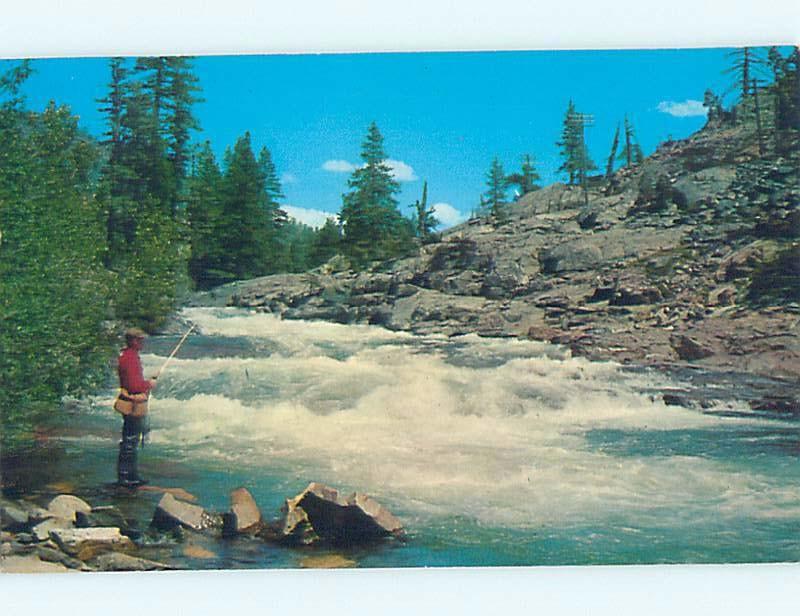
<box><xmin>1</xmin><ymin>483</ymin><xmax>403</xmax><ymax>573</ymax></box>
<box><xmin>192</xmin><ymin>123</ymin><xmax>798</xmax><ymax>411</ymax></box>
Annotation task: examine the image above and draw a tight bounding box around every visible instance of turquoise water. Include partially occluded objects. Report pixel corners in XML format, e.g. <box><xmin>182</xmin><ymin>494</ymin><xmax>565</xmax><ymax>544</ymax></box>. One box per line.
<box><xmin>19</xmin><ymin>307</ymin><xmax>800</xmax><ymax>568</ymax></box>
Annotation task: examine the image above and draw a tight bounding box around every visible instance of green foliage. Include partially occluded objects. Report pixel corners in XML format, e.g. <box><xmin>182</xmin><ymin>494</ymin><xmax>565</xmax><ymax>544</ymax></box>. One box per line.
<box><xmin>557</xmin><ymin>100</ymin><xmax>596</xmax><ymax>186</ymax></box>
<box><xmin>482</xmin><ymin>157</ymin><xmax>510</xmax><ymax>224</ymax></box>
<box><xmin>507</xmin><ymin>154</ymin><xmax>540</xmax><ymax>196</ymax></box>
<box><xmin>339</xmin><ymin>122</ymin><xmax>415</xmax><ymax>267</ymax></box>
<box><xmin>618</xmin><ymin>116</ymin><xmax>643</xmax><ymax>168</ymax></box>
<box><xmin>411</xmin><ymin>180</ymin><xmax>439</xmax><ymax>242</ymax></box>
<box><xmin>310</xmin><ymin>218</ymin><xmax>343</xmax><ymax>266</ymax></box>
<box><xmin>605</xmin><ymin>124</ymin><xmax>620</xmax><ymax>178</ymax></box>
<box><xmin>0</xmin><ymin>93</ymin><xmax>111</xmax><ymax>444</ymax></box>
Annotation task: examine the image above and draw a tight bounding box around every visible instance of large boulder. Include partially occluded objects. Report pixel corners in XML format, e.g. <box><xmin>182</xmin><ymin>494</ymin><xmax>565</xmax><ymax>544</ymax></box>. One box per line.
<box><xmin>151</xmin><ymin>493</ymin><xmax>218</xmax><ymax>532</ymax></box>
<box><xmin>540</xmin><ymin>240</ymin><xmax>603</xmax><ymax>273</ymax></box>
<box><xmin>47</xmin><ymin>495</ymin><xmax>91</xmax><ymax>523</ymax></box>
<box><xmin>279</xmin><ymin>482</ymin><xmax>403</xmax><ymax>545</ymax></box>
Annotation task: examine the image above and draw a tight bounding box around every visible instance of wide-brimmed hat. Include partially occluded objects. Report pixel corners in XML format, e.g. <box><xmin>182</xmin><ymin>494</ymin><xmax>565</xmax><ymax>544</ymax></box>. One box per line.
<box><xmin>124</xmin><ymin>327</ymin><xmax>147</xmax><ymax>340</ymax></box>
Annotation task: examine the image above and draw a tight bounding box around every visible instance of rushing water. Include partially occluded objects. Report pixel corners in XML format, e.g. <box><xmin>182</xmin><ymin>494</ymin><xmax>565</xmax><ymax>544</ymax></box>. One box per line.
<box><xmin>41</xmin><ymin>307</ymin><xmax>800</xmax><ymax>567</ymax></box>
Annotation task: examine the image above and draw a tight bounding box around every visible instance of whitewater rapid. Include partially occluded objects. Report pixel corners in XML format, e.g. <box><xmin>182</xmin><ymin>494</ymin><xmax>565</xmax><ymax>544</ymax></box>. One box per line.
<box><xmin>131</xmin><ymin>307</ymin><xmax>800</xmax><ymax>533</ymax></box>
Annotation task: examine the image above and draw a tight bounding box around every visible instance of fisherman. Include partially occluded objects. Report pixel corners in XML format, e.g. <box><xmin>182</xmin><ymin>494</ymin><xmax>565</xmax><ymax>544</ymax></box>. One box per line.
<box><xmin>116</xmin><ymin>327</ymin><xmax>157</xmax><ymax>487</ymax></box>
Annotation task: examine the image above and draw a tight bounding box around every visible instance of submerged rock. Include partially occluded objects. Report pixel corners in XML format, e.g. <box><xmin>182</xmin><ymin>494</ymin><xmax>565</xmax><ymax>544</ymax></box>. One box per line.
<box><xmin>279</xmin><ymin>482</ymin><xmax>403</xmax><ymax>545</ymax></box>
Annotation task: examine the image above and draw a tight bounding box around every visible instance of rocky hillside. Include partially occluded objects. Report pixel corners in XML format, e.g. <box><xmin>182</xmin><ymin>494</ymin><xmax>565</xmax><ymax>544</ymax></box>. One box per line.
<box><xmin>202</xmin><ymin>122</ymin><xmax>799</xmax><ymax>389</ymax></box>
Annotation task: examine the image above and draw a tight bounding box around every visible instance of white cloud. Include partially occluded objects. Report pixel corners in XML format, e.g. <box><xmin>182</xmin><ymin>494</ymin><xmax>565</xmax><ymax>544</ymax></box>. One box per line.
<box><xmin>283</xmin><ymin>205</ymin><xmax>338</xmax><ymax>229</ymax></box>
<box><xmin>281</xmin><ymin>172</ymin><xmax>297</xmax><ymax>184</ymax></box>
<box><xmin>322</xmin><ymin>158</ymin><xmax>417</xmax><ymax>182</ymax></box>
<box><xmin>322</xmin><ymin>159</ymin><xmax>357</xmax><ymax>173</ymax></box>
<box><xmin>432</xmin><ymin>202</ymin><xmax>467</xmax><ymax>228</ymax></box>
<box><xmin>657</xmin><ymin>100</ymin><xmax>707</xmax><ymax>118</ymax></box>
<box><xmin>385</xmin><ymin>159</ymin><xmax>418</xmax><ymax>182</ymax></box>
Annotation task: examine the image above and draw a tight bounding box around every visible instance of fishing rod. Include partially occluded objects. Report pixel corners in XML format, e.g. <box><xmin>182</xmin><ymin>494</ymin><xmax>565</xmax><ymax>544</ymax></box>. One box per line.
<box><xmin>141</xmin><ymin>323</ymin><xmax>196</xmax><ymax>448</ymax></box>
<box><xmin>154</xmin><ymin>324</ymin><xmax>196</xmax><ymax>380</ymax></box>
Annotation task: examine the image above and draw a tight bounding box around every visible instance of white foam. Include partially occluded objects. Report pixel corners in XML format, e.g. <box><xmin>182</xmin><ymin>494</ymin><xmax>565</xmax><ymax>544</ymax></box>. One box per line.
<box><xmin>137</xmin><ymin>308</ymin><xmax>800</xmax><ymax>528</ymax></box>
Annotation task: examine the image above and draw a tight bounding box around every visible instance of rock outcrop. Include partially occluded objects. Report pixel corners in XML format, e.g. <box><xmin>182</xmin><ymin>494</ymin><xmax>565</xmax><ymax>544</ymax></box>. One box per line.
<box><xmin>278</xmin><ymin>482</ymin><xmax>404</xmax><ymax>545</ymax></box>
<box><xmin>214</xmin><ymin>122</ymin><xmax>799</xmax><ymax>397</ymax></box>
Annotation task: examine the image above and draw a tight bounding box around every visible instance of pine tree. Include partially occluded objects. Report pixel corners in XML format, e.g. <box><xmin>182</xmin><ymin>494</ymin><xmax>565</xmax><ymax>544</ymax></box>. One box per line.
<box><xmin>186</xmin><ymin>141</ymin><xmax>224</xmax><ymax>288</ymax></box>
<box><xmin>482</xmin><ymin>157</ymin><xmax>510</xmax><ymax>223</ymax></box>
<box><xmin>507</xmin><ymin>154</ymin><xmax>541</xmax><ymax>196</ymax></box>
<box><xmin>340</xmin><ymin>122</ymin><xmax>413</xmax><ymax>266</ymax></box>
<box><xmin>163</xmin><ymin>56</ymin><xmax>202</xmax><ymax>198</ymax></box>
<box><xmin>605</xmin><ymin>123</ymin><xmax>620</xmax><ymax>178</ymax></box>
<box><xmin>725</xmin><ymin>47</ymin><xmax>766</xmax><ymax>103</ymax></box>
<box><xmin>257</xmin><ymin>145</ymin><xmax>289</xmax><ymax>271</ymax></box>
<box><xmin>618</xmin><ymin>116</ymin><xmax>643</xmax><ymax>169</ymax></box>
<box><xmin>411</xmin><ymin>180</ymin><xmax>439</xmax><ymax>241</ymax></box>
<box><xmin>217</xmin><ymin>132</ymin><xmax>273</xmax><ymax>280</ymax></box>
<box><xmin>310</xmin><ymin>218</ymin><xmax>343</xmax><ymax>266</ymax></box>
<box><xmin>557</xmin><ymin>100</ymin><xmax>580</xmax><ymax>185</ymax></box>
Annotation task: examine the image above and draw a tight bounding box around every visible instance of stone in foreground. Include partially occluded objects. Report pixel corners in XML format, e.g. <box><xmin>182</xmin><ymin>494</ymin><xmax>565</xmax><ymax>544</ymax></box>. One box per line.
<box><xmin>280</xmin><ymin>482</ymin><xmax>403</xmax><ymax>545</ymax></box>
<box><xmin>223</xmin><ymin>487</ymin><xmax>262</xmax><ymax>535</ymax></box>
<box><xmin>90</xmin><ymin>552</ymin><xmax>171</xmax><ymax>572</ymax></box>
<box><xmin>152</xmin><ymin>492</ymin><xmax>217</xmax><ymax>532</ymax></box>
<box><xmin>47</xmin><ymin>495</ymin><xmax>92</xmax><ymax>523</ymax></box>
<box><xmin>50</xmin><ymin>527</ymin><xmax>134</xmax><ymax>557</ymax></box>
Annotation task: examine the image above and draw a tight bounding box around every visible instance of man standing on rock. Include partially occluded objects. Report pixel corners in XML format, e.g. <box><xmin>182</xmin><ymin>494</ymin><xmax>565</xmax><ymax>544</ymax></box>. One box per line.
<box><xmin>116</xmin><ymin>327</ymin><xmax>157</xmax><ymax>488</ymax></box>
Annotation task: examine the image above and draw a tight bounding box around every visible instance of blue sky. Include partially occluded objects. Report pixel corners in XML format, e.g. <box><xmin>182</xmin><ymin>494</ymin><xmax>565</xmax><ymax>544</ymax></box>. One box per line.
<box><xmin>4</xmin><ymin>48</ymin><xmax>749</xmax><ymax>228</ymax></box>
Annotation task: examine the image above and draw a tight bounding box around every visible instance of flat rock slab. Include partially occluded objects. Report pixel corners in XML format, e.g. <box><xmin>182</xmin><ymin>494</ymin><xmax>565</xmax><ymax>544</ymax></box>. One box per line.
<box><xmin>152</xmin><ymin>493</ymin><xmax>211</xmax><ymax>531</ymax></box>
<box><xmin>0</xmin><ymin>554</ymin><xmax>74</xmax><ymax>573</ymax></box>
<box><xmin>47</xmin><ymin>495</ymin><xmax>91</xmax><ymax>522</ymax></box>
<box><xmin>50</xmin><ymin>527</ymin><xmax>133</xmax><ymax>556</ymax></box>
<box><xmin>31</xmin><ymin>517</ymin><xmax>72</xmax><ymax>542</ymax></box>
<box><xmin>282</xmin><ymin>482</ymin><xmax>403</xmax><ymax>545</ymax></box>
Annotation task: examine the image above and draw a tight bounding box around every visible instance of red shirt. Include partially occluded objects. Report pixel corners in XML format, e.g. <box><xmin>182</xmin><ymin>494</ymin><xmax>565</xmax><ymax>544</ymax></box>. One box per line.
<box><xmin>118</xmin><ymin>347</ymin><xmax>153</xmax><ymax>395</ymax></box>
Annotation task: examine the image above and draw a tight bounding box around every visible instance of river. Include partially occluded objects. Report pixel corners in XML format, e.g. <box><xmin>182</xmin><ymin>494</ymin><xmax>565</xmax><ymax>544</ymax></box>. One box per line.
<box><xmin>29</xmin><ymin>306</ymin><xmax>800</xmax><ymax>568</ymax></box>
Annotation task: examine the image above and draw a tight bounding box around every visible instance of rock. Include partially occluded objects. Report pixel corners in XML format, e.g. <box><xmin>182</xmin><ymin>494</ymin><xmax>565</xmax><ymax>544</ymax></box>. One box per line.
<box><xmin>76</xmin><ymin>505</ymin><xmax>128</xmax><ymax>530</ymax></box>
<box><xmin>0</xmin><ymin>502</ymin><xmax>29</xmax><ymax>531</ymax></box>
<box><xmin>34</xmin><ymin>545</ymin><xmax>84</xmax><ymax>569</ymax></box>
<box><xmin>0</xmin><ymin>554</ymin><xmax>73</xmax><ymax>573</ymax></box>
<box><xmin>31</xmin><ymin>517</ymin><xmax>72</xmax><ymax>542</ymax></box>
<box><xmin>577</xmin><ymin>207</ymin><xmax>599</xmax><ymax>230</ymax></box>
<box><xmin>0</xmin><ymin>542</ymin><xmax>11</xmax><ymax>556</ymax></box>
<box><xmin>90</xmin><ymin>552</ymin><xmax>170</xmax><ymax>572</ymax></box>
<box><xmin>540</xmin><ymin>241</ymin><xmax>603</xmax><ymax>273</ymax></box>
<box><xmin>151</xmin><ymin>492</ymin><xmax>218</xmax><ymax>532</ymax></box>
<box><xmin>299</xmin><ymin>554</ymin><xmax>357</xmax><ymax>569</ymax></box>
<box><xmin>47</xmin><ymin>495</ymin><xmax>92</xmax><ymax>523</ymax></box>
<box><xmin>223</xmin><ymin>487</ymin><xmax>262</xmax><ymax>535</ymax></box>
<box><xmin>611</xmin><ymin>284</ymin><xmax>663</xmax><ymax>306</ymax></box>
<box><xmin>280</xmin><ymin>482</ymin><xmax>404</xmax><ymax>545</ymax></box>
<box><xmin>49</xmin><ymin>527</ymin><xmax>133</xmax><ymax>557</ymax></box>
<box><xmin>183</xmin><ymin>544</ymin><xmax>216</xmax><ymax>560</ymax></box>
<box><xmin>671</xmin><ymin>334</ymin><xmax>715</xmax><ymax>361</ymax></box>
<box><xmin>708</xmin><ymin>286</ymin><xmax>737</xmax><ymax>306</ymax></box>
